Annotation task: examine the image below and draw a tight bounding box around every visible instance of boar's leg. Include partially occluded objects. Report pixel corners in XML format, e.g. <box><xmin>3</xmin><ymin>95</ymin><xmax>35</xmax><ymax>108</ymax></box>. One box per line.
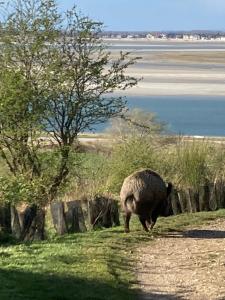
<box><xmin>145</xmin><ymin>216</ymin><xmax>151</xmax><ymax>229</ymax></box>
<box><xmin>124</xmin><ymin>212</ymin><xmax>131</xmax><ymax>233</ymax></box>
<box><xmin>150</xmin><ymin>221</ymin><xmax>156</xmax><ymax>230</ymax></box>
<box><xmin>150</xmin><ymin>210</ymin><xmax>159</xmax><ymax>230</ymax></box>
<box><xmin>139</xmin><ymin>216</ymin><xmax>149</xmax><ymax>232</ymax></box>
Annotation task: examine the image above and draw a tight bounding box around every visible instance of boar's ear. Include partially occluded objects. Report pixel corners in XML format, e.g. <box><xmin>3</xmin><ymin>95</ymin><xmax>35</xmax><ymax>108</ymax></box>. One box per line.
<box><xmin>167</xmin><ymin>182</ymin><xmax>173</xmax><ymax>197</ymax></box>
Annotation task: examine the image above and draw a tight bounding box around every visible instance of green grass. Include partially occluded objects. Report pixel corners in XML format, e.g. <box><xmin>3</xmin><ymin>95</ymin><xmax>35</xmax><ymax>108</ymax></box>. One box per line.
<box><xmin>0</xmin><ymin>223</ymin><xmax>146</xmax><ymax>300</ymax></box>
<box><xmin>155</xmin><ymin>209</ymin><xmax>225</xmax><ymax>233</ymax></box>
<box><xmin>1</xmin><ymin>209</ymin><xmax>225</xmax><ymax>300</ymax></box>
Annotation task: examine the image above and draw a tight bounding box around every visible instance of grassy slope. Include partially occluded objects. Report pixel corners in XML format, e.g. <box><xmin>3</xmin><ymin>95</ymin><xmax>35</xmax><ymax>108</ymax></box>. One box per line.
<box><xmin>1</xmin><ymin>210</ymin><xmax>225</xmax><ymax>300</ymax></box>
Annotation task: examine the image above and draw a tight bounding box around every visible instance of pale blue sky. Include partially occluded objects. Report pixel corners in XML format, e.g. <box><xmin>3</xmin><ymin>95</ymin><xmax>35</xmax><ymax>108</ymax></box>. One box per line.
<box><xmin>58</xmin><ymin>0</ymin><xmax>225</xmax><ymax>31</ymax></box>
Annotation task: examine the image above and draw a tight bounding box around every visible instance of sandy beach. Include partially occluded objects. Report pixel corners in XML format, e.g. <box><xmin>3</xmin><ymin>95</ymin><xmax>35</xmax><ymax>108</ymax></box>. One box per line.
<box><xmin>126</xmin><ymin>61</ymin><xmax>225</xmax><ymax>96</ymax></box>
<box><xmin>109</xmin><ymin>41</ymin><xmax>225</xmax><ymax>96</ymax></box>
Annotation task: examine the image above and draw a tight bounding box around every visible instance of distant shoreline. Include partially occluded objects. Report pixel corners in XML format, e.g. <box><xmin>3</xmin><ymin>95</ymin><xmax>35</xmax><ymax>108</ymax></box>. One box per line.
<box><xmin>104</xmin><ymin>38</ymin><xmax>225</xmax><ymax>43</ymax></box>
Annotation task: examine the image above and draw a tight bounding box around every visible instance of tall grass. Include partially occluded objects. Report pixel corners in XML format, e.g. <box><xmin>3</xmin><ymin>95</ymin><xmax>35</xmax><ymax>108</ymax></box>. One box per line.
<box><xmin>0</xmin><ymin>136</ymin><xmax>222</xmax><ymax>202</ymax></box>
<box><xmin>57</xmin><ymin>136</ymin><xmax>225</xmax><ymax>199</ymax></box>
<box><xmin>168</xmin><ymin>140</ymin><xmax>211</xmax><ymax>189</ymax></box>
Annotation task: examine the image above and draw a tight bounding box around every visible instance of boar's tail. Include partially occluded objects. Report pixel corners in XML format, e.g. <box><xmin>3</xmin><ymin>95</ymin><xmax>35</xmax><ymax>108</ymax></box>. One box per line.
<box><xmin>124</xmin><ymin>195</ymin><xmax>136</xmax><ymax>211</ymax></box>
<box><xmin>167</xmin><ymin>182</ymin><xmax>173</xmax><ymax>197</ymax></box>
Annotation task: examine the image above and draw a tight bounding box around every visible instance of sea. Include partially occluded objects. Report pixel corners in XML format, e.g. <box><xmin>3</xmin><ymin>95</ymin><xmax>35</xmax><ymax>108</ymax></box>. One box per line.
<box><xmin>128</xmin><ymin>95</ymin><xmax>225</xmax><ymax>137</ymax></box>
<box><xmin>94</xmin><ymin>95</ymin><xmax>225</xmax><ymax>137</ymax></box>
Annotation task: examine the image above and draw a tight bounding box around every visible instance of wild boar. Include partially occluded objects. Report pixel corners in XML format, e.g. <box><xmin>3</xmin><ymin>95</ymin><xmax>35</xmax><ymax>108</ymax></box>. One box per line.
<box><xmin>120</xmin><ymin>169</ymin><xmax>172</xmax><ymax>232</ymax></box>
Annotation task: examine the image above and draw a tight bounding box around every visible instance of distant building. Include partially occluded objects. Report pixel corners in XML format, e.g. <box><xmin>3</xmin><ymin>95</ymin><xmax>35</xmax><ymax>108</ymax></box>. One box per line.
<box><xmin>146</xmin><ymin>33</ymin><xmax>155</xmax><ymax>40</ymax></box>
<box><xmin>158</xmin><ymin>33</ymin><xmax>167</xmax><ymax>39</ymax></box>
<box><xmin>182</xmin><ymin>34</ymin><xmax>200</xmax><ymax>40</ymax></box>
<box><xmin>100</xmin><ymin>30</ymin><xmax>225</xmax><ymax>41</ymax></box>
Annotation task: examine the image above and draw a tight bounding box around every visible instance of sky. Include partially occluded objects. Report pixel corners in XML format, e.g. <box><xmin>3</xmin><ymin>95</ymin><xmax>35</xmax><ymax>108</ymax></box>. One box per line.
<box><xmin>58</xmin><ymin>0</ymin><xmax>225</xmax><ymax>31</ymax></box>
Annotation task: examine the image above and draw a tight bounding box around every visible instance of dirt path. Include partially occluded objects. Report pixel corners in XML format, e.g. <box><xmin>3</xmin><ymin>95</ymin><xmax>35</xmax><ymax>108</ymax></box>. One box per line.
<box><xmin>136</xmin><ymin>219</ymin><xmax>225</xmax><ymax>300</ymax></box>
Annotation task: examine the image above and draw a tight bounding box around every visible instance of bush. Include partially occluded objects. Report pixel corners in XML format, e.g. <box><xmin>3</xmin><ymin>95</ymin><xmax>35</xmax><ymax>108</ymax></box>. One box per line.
<box><xmin>62</xmin><ymin>152</ymin><xmax>109</xmax><ymax>200</ymax></box>
<box><xmin>106</xmin><ymin>136</ymin><xmax>158</xmax><ymax>193</ymax></box>
<box><xmin>60</xmin><ymin>136</ymin><xmax>225</xmax><ymax>201</ymax></box>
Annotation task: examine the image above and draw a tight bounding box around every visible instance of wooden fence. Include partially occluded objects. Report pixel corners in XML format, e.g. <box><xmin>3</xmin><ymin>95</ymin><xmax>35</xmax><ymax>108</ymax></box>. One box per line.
<box><xmin>1</xmin><ymin>181</ymin><xmax>225</xmax><ymax>240</ymax></box>
<box><xmin>0</xmin><ymin>196</ymin><xmax>120</xmax><ymax>241</ymax></box>
<box><xmin>170</xmin><ymin>181</ymin><xmax>225</xmax><ymax>215</ymax></box>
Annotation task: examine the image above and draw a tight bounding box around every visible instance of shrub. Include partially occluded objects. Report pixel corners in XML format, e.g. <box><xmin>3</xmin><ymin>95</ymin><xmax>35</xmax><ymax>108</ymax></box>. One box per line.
<box><xmin>106</xmin><ymin>136</ymin><xmax>158</xmax><ymax>193</ymax></box>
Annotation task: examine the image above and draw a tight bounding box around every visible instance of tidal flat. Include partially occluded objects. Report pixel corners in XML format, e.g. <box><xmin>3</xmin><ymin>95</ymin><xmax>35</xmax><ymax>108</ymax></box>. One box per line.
<box><xmin>108</xmin><ymin>40</ymin><xmax>225</xmax><ymax>96</ymax></box>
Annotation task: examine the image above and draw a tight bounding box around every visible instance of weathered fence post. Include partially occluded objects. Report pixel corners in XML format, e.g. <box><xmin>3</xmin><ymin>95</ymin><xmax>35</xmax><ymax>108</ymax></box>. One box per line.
<box><xmin>50</xmin><ymin>201</ymin><xmax>68</xmax><ymax>235</ymax></box>
<box><xmin>188</xmin><ymin>189</ymin><xmax>199</xmax><ymax>213</ymax></box>
<box><xmin>66</xmin><ymin>200</ymin><xmax>87</xmax><ymax>233</ymax></box>
<box><xmin>0</xmin><ymin>203</ymin><xmax>11</xmax><ymax>233</ymax></box>
<box><xmin>10</xmin><ymin>205</ymin><xmax>46</xmax><ymax>241</ymax></box>
<box><xmin>110</xmin><ymin>199</ymin><xmax>120</xmax><ymax>226</ymax></box>
<box><xmin>10</xmin><ymin>205</ymin><xmax>21</xmax><ymax>239</ymax></box>
<box><xmin>88</xmin><ymin>196</ymin><xmax>120</xmax><ymax>229</ymax></box>
<box><xmin>20</xmin><ymin>205</ymin><xmax>37</xmax><ymax>241</ymax></box>
<box><xmin>223</xmin><ymin>185</ymin><xmax>225</xmax><ymax>208</ymax></box>
<box><xmin>209</xmin><ymin>183</ymin><xmax>217</xmax><ymax>211</ymax></box>
<box><xmin>214</xmin><ymin>180</ymin><xmax>225</xmax><ymax>209</ymax></box>
<box><xmin>198</xmin><ymin>184</ymin><xmax>210</xmax><ymax>211</ymax></box>
<box><xmin>170</xmin><ymin>189</ymin><xmax>182</xmax><ymax>215</ymax></box>
<box><xmin>34</xmin><ymin>208</ymin><xmax>46</xmax><ymax>240</ymax></box>
<box><xmin>178</xmin><ymin>190</ymin><xmax>190</xmax><ymax>213</ymax></box>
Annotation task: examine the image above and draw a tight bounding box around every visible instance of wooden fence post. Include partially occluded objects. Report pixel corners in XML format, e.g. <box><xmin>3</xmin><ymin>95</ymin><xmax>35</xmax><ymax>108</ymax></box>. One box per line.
<box><xmin>10</xmin><ymin>205</ymin><xmax>21</xmax><ymax>239</ymax></box>
<box><xmin>214</xmin><ymin>180</ymin><xmax>225</xmax><ymax>209</ymax></box>
<box><xmin>66</xmin><ymin>200</ymin><xmax>87</xmax><ymax>233</ymax></box>
<box><xmin>188</xmin><ymin>189</ymin><xmax>199</xmax><ymax>213</ymax></box>
<box><xmin>170</xmin><ymin>189</ymin><xmax>182</xmax><ymax>215</ymax></box>
<box><xmin>209</xmin><ymin>183</ymin><xmax>217</xmax><ymax>211</ymax></box>
<box><xmin>50</xmin><ymin>201</ymin><xmax>68</xmax><ymax>235</ymax></box>
<box><xmin>88</xmin><ymin>196</ymin><xmax>120</xmax><ymax>229</ymax></box>
<box><xmin>178</xmin><ymin>190</ymin><xmax>189</xmax><ymax>213</ymax></box>
<box><xmin>198</xmin><ymin>185</ymin><xmax>210</xmax><ymax>211</ymax></box>
<box><xmin>0</xmin><ymin>204</ymin><xmax>11</xmax><ymax>233</ymax></box>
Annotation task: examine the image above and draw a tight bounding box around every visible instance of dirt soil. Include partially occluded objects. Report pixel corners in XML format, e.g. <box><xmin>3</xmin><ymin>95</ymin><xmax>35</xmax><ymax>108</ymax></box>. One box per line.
<box><xmin>136</xmin><ymin>219</ymin><xmax>225</xmax><ymax>300</ymax></box>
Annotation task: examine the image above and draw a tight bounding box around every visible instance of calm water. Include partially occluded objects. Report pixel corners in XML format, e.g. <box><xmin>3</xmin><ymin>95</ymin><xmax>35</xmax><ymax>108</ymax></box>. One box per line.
<box><xmin>128</xmin><ymin>96</ymin><xmax>225</xmax><ymax>136</ymax></box>
<box><xmin>96</xmin><ymin>96</ymin><xmax>225</xmax><ymax>137</ymax></box>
